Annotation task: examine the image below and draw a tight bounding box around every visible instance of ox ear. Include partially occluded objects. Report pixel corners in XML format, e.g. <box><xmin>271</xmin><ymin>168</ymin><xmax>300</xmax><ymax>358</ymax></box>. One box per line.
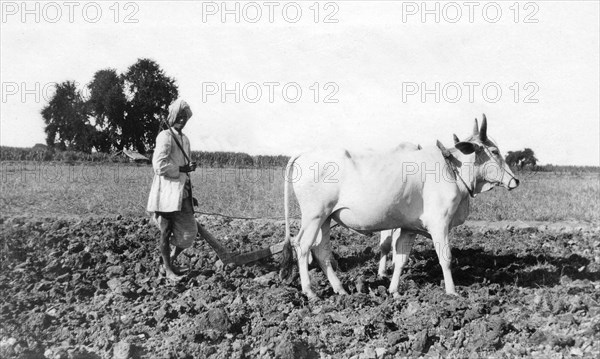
<box><xmin>455</xmin><ymin>141</ymin><xmax>481</xmax><ymax>155</ymax></box>
<box><xmin>453</xmin><ymin>134</ymin><xmax>460</xmax><ymax>144</ymax></box>
<box><xmin>480</xmin><ymin>114</ymin><xmax>488</xmax><ymax>142</ymax></box>
<box><xmin>473</xmin><ymin>118</ymin><xmax>480</xmax><ymax>137</ymax></box>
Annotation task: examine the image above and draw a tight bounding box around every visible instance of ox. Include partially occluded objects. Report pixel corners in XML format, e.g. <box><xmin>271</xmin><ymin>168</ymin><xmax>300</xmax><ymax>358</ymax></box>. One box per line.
<box><xmin>280</xmin><ymin>115</ymin><xmax>519</xmax><ymax>299</ymax></box>
<box><xmin>377</xmin><ymin>144</ymin><xmax>421</xmax><ymax>279</ymax></box>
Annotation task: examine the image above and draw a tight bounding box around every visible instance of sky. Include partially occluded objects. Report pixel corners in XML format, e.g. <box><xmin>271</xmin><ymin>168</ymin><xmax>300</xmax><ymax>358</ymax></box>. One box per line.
<box><xmin>1</xmin><ymin>0</ymin><xmax>599</xmax><ymax>166</ymax></box>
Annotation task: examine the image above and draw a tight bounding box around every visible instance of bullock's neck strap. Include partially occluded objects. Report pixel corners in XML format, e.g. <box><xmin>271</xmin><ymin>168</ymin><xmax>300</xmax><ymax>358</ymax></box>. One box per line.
<box><xmin>436</xmin><ymin>141</ymin><xmax>476</xmax><ymax>198</ymax></box>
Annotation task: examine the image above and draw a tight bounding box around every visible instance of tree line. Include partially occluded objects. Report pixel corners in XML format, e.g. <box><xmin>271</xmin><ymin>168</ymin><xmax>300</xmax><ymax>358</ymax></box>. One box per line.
<box><xmin>31</xmin><ymin>62</ymin><xmax>592</xmax><ymax>172</ymax></box>
<box><xmin>4</xmin><ymin>144</ymin><xmax>598</xmax><ymax>173</ymax></box>
<box><xmin>0</xmin><ymin>146</ymin><xmax>292</xmax><ymax>168</ymax></box>
<box><xmin>42</xmin><ymin>58</ymin><xmax>178</xmax><ymax>154</ymax></box>
<box><xmin>505</xmin><ymin>148</ymin><xmax>537</xmax><ymax>169</ymax></box>
<box><xmin>2</xmin><ymin>145</ymin><xmax>598</xmax><ymax>173</ymax></box>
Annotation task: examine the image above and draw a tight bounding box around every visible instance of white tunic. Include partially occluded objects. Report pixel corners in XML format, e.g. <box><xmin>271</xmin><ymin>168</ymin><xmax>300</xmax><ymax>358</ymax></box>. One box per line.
<box><xmin>146</xmin><ymin>130</ymin><xmax>191</xmax><ymax>213</ymax></box>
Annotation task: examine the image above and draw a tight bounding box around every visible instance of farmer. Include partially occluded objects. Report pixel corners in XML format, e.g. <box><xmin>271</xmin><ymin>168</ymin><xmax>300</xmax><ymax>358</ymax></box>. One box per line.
<box><xmin>147</xmin><ymin>98</ymin><xmax>198</xmax><ymax>281</ymax></box>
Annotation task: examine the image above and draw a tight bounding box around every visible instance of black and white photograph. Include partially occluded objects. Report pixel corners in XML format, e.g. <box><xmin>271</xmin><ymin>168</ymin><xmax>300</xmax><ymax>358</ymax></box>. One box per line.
<box><xmin>1</xmin><ymin>1</ymin><xmax>599</xmax><ymax>358</ymax></box>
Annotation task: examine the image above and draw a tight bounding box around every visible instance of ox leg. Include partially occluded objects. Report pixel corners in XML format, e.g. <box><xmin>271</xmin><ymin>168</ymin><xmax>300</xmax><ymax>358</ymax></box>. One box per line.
<box><xmin>313</xmin><ymin>219</ymin><xmax>348</xmax><ymax>295</ymax></box>
<box><xmin>293</xmin><ymin>219</ymin><xmax>323</xmax><ymax>299</ymax></box>
<box><xmin>431</xmin><ymin>227</ymin><xmax>457</xmax><ymax>295</ymax></box>
<box><xmin>389</xmin><ymin>230</ymin><xmax>416</xmax><ymax>297</ymax></box>
<box><xmin>378</xmin><ymin>230</ymin><xmax>393</xmax><ymax>278</ymax></box>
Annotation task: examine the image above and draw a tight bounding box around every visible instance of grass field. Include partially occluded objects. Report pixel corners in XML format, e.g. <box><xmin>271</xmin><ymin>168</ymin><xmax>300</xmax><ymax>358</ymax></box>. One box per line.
<box><xmin>1</xmin><ymin>161</ymin><xmax>598</xmax><ymax>224</ymax></box>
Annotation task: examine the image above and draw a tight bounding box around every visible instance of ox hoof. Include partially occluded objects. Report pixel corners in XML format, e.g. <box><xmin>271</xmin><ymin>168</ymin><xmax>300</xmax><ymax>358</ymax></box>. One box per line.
<box><xmin>304</xmin><ymin>290</ymin><xmax>319</xmax><ymax>301</ymax></box>
<box><xmin>444</xmin><ymin>289</ymin><xmax>459</xmax><ymax>297</ymax></box>
<box><xmin>335</xmin><ymin>288</ymin><xmax>349</xmax><ymax>296</ymax></box>
<box><xmin>391</xmin><ymin>292</ymin><xmax>401</xmax><ymax>299</ymax></box>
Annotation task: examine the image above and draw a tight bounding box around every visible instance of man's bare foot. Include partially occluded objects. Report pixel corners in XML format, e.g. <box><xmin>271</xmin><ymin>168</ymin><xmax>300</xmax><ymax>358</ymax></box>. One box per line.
<box><xmin>164</xmin><ymin>268</ymin><xmax>184</xmax><ymax>282</ymax></box>
<box><xmin>160</xmin><ymin>263</ymin><xmax>185</xmax><ymax>281</ymax></box>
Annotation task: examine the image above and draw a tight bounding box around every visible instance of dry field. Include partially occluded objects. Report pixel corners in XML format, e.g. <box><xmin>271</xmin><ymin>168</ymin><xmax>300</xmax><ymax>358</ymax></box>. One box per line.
<box><xmin>1</xmin><ymin>161</ymin><xmax>599</xmax><ymax>358</ymax></box>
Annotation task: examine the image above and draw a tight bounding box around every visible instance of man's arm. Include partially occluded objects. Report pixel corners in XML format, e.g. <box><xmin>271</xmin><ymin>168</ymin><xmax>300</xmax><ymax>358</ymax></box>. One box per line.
<box><xmin>153</xmin><ymin>131</ymin><xmax>180</xmax><ymax>178</ymax></box>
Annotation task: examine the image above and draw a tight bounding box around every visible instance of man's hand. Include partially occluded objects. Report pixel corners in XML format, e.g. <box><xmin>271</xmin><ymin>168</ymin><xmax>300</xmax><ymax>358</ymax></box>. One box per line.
<box><xmin>179</xmin><ymin>162</ymin><xmax>197</xmax><ymax>173</ymax></box>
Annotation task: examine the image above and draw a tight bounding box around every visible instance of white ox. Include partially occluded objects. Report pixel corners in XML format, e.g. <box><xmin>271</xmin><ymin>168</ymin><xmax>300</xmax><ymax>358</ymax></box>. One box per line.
<box><xmin>280</xmin><ymin>115</ymin><xmax>519</xmax><ymax>299</ymax></box>
<box><xmin>377</xmin><ymin>143</ymin><xmax>421</xmax><ymax>279</ymax></box>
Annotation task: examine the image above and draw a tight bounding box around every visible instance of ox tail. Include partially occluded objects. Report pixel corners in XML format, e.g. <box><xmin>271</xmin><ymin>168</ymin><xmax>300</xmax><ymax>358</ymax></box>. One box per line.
<box><xmin>280</xmin><ymin>153</ymin><xmax>301</xmax><ymax>281</ymax></box>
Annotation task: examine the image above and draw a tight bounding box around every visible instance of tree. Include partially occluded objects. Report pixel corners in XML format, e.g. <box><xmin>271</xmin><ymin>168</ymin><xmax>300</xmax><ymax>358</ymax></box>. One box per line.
<box><xmin>42</xmin><ymin>81</ymin><xmax>96</xmax><ymax>153</ymax></box>
<box><xmin>121</xmin><ymin>59</ymin><xmax>178</xmax><ymax>153</ymax></box>
<box><xmin>42</xmin><ymin>59</ymin><xmax>178</xmax><ymax>154</ymax></box>
<box><xmin>506</xmin><ymin>148</ymin><xmax>538</xmax><ymax>169</ymax></box>
<box><xmin>87</xmin><ymin>69</ymin><xmax>127</xmax><ymax>152</ymax></box>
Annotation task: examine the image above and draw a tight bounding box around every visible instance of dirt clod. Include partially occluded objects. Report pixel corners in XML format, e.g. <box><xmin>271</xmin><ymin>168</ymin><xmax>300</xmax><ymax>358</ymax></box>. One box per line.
<box><xmin>274</xmin><ymin>337</ymin><xmax>310</xmax><ymax>359</ymax></box>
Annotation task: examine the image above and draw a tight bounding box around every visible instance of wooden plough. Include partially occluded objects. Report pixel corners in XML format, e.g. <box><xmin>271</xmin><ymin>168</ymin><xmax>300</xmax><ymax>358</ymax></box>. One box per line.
<box><xmin>196</xmin><ymin>221</ymin><xmax>285</xmax><ymax>265</ymax></box>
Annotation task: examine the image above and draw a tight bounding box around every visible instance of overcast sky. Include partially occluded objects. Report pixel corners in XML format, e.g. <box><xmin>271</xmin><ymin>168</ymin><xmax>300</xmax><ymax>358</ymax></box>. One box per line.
<box><xmin>1</xmin><ymin>1</ymin><xmax>599</xmax><ymax>165</ymax></box>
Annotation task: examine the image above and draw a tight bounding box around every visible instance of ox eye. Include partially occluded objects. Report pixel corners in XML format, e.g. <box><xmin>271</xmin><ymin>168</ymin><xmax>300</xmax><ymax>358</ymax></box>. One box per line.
<box><xmin>491</xmin><ymin>150</ymin><xmax>500</xmax><ymax>156</ymax></box>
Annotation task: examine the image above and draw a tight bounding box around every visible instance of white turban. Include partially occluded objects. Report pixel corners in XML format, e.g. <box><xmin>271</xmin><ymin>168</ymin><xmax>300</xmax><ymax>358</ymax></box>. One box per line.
<box><xmin>167</xmin><ymin>98</ymin><xmax>193</xmax><ymax>126</ymax></box>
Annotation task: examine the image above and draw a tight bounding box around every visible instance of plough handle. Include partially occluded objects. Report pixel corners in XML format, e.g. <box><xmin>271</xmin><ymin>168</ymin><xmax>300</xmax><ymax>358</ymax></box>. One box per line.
<box><xmin>196</xmin><ymin>222</ymin><xmax>232</xmax><ymax>260</ymax></box>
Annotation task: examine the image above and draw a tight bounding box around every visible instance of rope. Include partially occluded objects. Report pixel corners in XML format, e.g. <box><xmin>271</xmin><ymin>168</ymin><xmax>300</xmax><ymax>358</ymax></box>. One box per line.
<box><xmin>437</xmin><ymin>140</ymin><xmax>476</xmax><ymax>198</ymax></box>
<box><xmin>193</xmin><ymin>210</ymin><xmax>341</xmax><ymax>229</ymax></box>
<box><xmin>193</xmin><ymin>210</ymin><xmax>291</xmax><ymax>221</ymax></box>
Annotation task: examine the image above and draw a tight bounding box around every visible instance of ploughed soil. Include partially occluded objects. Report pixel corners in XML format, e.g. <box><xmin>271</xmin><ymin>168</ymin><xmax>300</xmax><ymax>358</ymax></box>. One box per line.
<box><xmin>1</xmin><ymin>215</ymin><xmax>599</xmax><ymax>359</ymax></box>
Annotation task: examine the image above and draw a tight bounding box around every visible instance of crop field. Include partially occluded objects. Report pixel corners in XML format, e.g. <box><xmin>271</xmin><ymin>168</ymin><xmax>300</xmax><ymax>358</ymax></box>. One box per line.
<box><xmin>1</xmin><ymin>161</ymin><xmax>599</xmax><ymax>358</ymax></box>
<box><xmin>1</xmin><ymin>162</ymin><xmax>598</xmax><ymax>222</ymax></box>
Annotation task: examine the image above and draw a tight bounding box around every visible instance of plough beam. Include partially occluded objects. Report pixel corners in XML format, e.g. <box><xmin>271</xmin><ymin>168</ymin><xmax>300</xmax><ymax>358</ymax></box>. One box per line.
<box><xmin>196</xmin><ymin>221</ymin><xmax>284</xmax><ymax>265</ymax></box>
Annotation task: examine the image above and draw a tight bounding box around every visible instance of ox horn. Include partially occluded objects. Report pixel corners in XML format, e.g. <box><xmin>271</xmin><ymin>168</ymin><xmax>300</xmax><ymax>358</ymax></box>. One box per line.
<box><xmin>453</xmin><ymin>134</ymin><xmax>460</xmax><ymax>144</ymax></box>
<box><xmin>473</xmin><ymin>118</ymin><xmax>479</xmax><ymax>137</ymax></box>
<box><xmin>480</xmin><ymin>114</ymin><xmax>488</xmax><ymax>142</ymax></box>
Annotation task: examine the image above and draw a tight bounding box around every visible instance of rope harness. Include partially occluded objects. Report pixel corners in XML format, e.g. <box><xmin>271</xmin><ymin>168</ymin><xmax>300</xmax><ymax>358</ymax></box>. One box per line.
<box><xmin>192</xmin><ymin>210</ymin><xmax>290</xmax><ymax>221</ymax></box>
<box><xmin>192</xmin><ymin>210</ymin><xmax>341</xmax><ymax>230</ymax></box>
<box><xmin>437</xmin><ymin>140</ymin><xmax>476</xmax><ymax>198</ymax></box>
<box><xmin>482</xmin><ymin>145</ymin><xmax>519</xmax><ymax>187</ymax></box>
<box><xmin>436</xmin><ymin>140</ymin><xmax>518</xmax><ymax>198</ymax></box>
<box><xmin>161</xmin><ymin>120</ymin><xmax>195</xmax><ymax>201</ymax></box>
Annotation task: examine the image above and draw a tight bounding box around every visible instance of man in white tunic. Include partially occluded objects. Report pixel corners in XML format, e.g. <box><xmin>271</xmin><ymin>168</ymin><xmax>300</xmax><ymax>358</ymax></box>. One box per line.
<box><xmin>147</xmin><ymin>98</ymin><xmax>197</xmax><ymax>281</ymax></box>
